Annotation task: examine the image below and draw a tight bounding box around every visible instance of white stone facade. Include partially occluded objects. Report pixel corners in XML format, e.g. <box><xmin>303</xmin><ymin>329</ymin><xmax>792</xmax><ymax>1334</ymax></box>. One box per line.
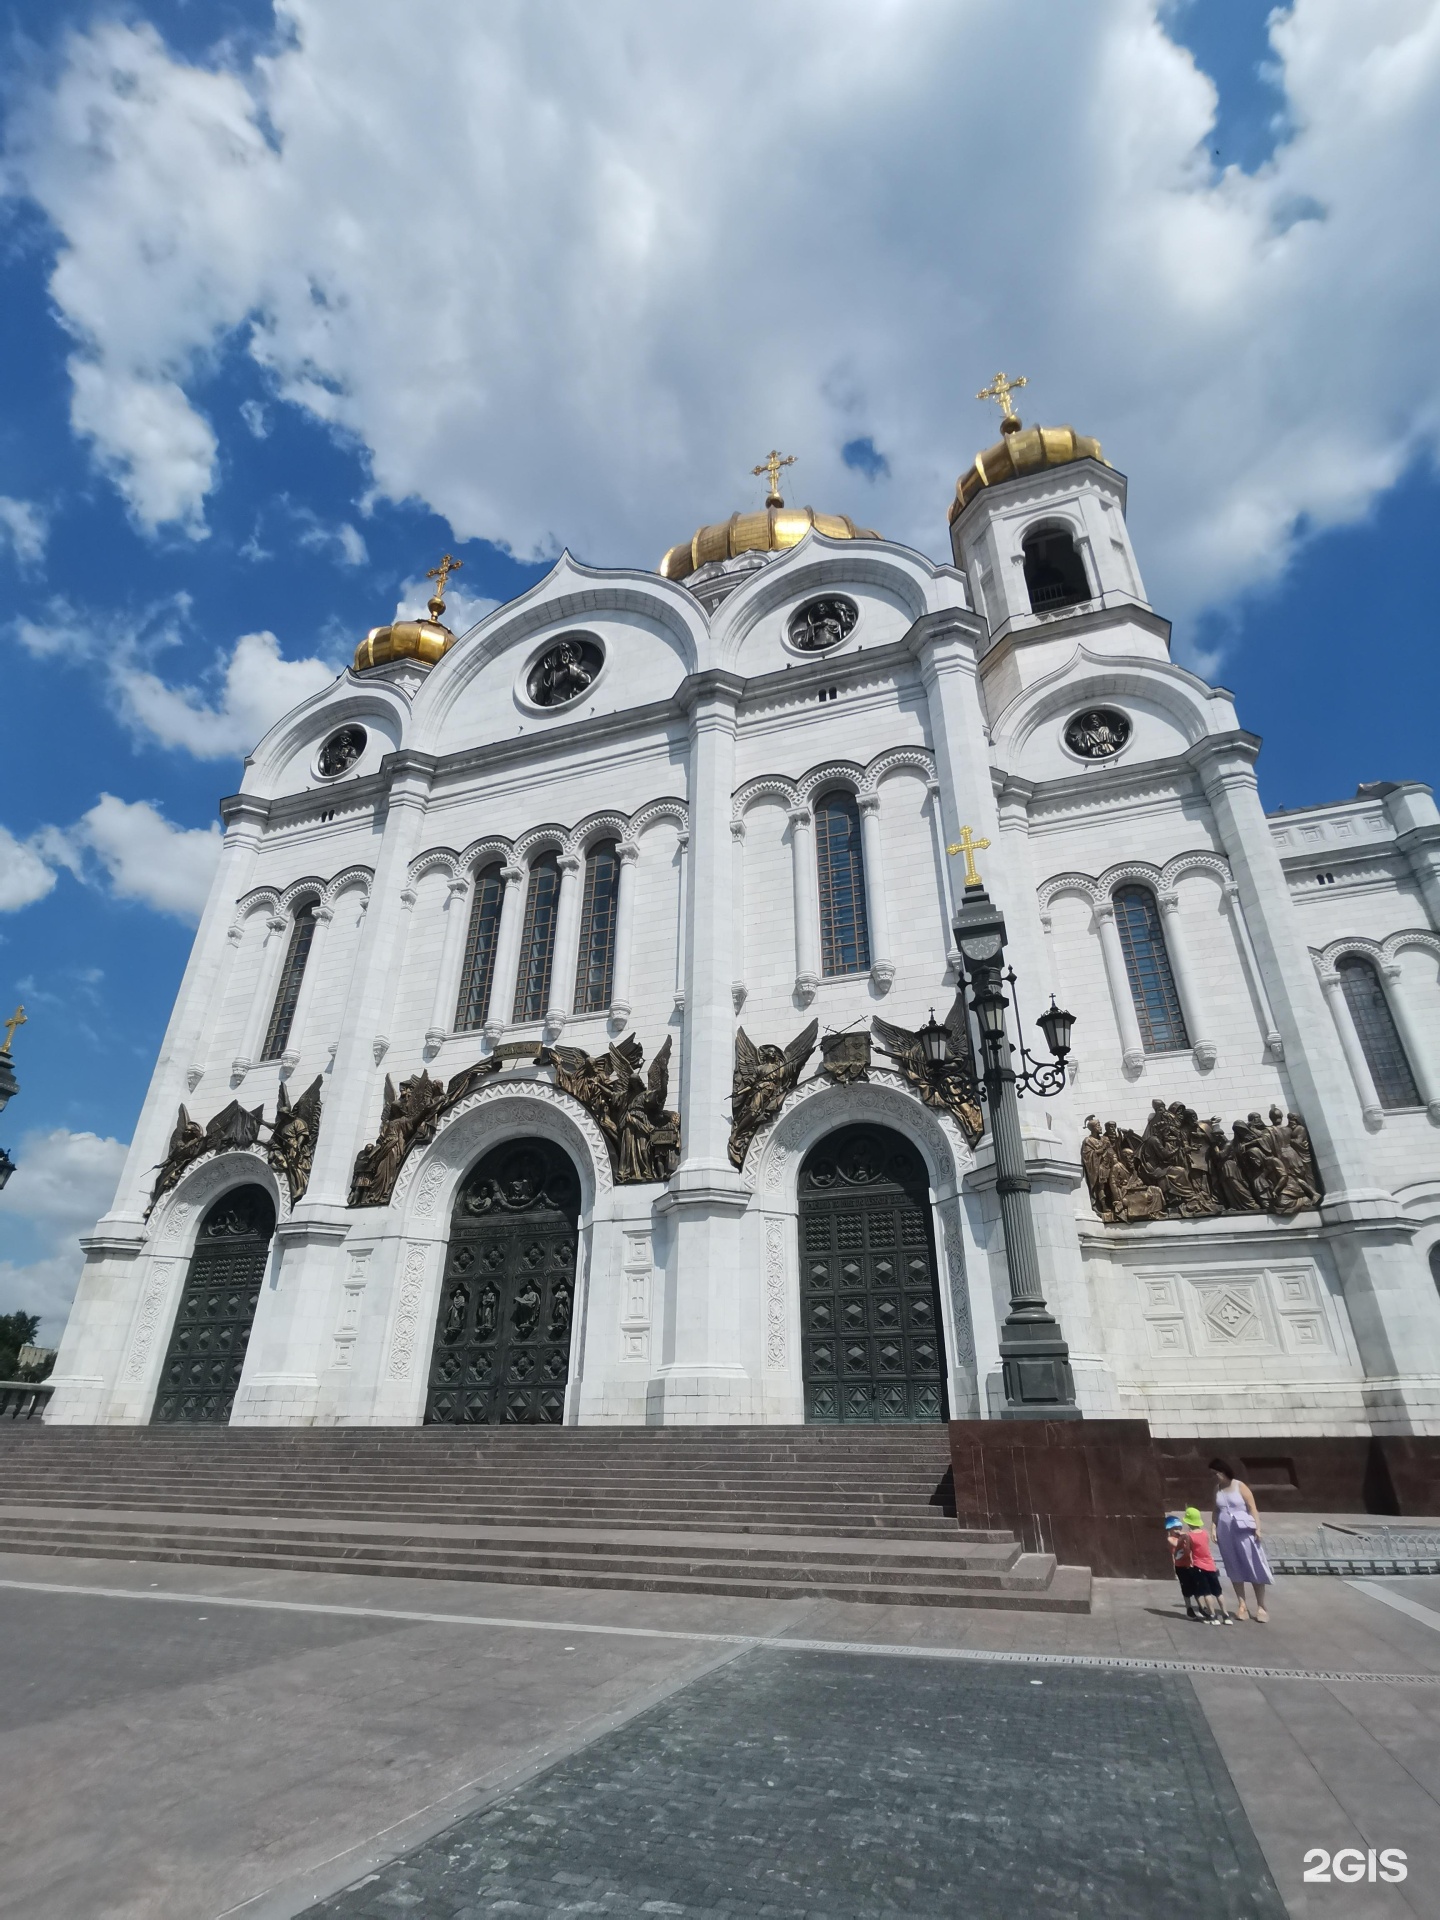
<box><xmin>50</xmin><ymin>444</ymin><xmax>1440</xmax><ymax>1435</ymax></box>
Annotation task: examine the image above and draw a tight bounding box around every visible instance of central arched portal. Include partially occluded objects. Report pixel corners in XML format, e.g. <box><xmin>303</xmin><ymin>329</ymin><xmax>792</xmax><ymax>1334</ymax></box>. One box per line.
<box><xmin>152</xmin><ymin>1183</ymin><xmax>275</xmax><ymax>1424</ymax></box>
<box><xmin>426</xmin><ymin>1138</ymin><xmax>581</xmax><ymax>1424</ymax></box>
<box><xmin>798</xmin><ymin>1124</ymin><xmax>947</xmax><ymax>1423</ymax></box>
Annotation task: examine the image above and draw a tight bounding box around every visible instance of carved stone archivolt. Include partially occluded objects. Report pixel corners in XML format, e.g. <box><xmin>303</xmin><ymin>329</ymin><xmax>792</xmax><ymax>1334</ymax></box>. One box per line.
<box><xmin>730</xmin><ymin>1020</ymin><xmax>818</xmax><ymax>1170</ymax></box>
<box><xmin>148</xmin><ymin>1099</ymin><xmax>267</xmax><ymax>1217</ymax></box>
<box><xmin>1081</xmin><ymin>1099</ymin><xmax>1323</xmax><ymax>1225</ymax></box>
<box><xmin>871</xmin><ymin>997</ymin><xmax>984</xmax><ymax>1147</ymax></box>
<box><xmin>536</xmin><ymin>1033</ymin><xmax>680</xmax><ymax>1184</ymax></box>
<box><xmin>349</xmin><ymin>1059</ymin><xmax>502</xmax><ymax>1208</ymax></box>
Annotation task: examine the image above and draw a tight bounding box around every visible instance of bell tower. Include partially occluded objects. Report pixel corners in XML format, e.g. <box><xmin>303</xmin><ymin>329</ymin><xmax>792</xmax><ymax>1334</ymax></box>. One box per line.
<box><xmin>948</xmin><ymin>375</ymin><xmax>1148</xmax><ymax>640</ymax></box>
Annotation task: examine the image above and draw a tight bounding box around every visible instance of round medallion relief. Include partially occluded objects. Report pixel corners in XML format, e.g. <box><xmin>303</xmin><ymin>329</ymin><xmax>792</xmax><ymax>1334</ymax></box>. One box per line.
<box><xmin>526</xmin><ymin>634</ymin><xmax>604</xmax><ymax>707</ymax></box>
<box><xmin>788</xmin><ymin>596</ymin><xmax>858</xmax><ymax>652</ymax></box>
<box><xmin>1063</xmin><ymin>707</ymin><xmax>1131</xmax><ymax>760</ymax></box>
<box><xmin>316</xmin><ymin>724</ymin><xmax>367</xmax><ymax>777</ymax></box>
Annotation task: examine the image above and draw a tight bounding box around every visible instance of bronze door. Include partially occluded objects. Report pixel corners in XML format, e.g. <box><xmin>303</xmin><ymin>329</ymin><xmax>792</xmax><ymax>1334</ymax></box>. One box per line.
<box><xmin>426</xmin><ymin>1140</ymin><xmax>581</xmax><ymax>1424</ymax></box>
<box><xmin>798</xmin><ymin>1125</ymin><xmax>947</xmax><ymax>1423</ymax></box>
<box><xmin>152</xmin><ymin>1185</ymin><xmax>274</xmax><ymax>1424</ymax></box>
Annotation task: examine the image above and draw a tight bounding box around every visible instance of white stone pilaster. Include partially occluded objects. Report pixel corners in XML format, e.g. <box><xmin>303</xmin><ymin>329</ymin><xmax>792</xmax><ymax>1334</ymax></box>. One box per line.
<box><xmin>1224</xmin><ymin>880</ymin><xmax>1284</xmax><ymax>1060</ymax></box>
<box><xmin>787</xmin><ymin>804</ymin><xmax>821</xmax><ymax>1003</ymax></box>
<box><xmin>857</xmin><ymin>792</ymin><xmax>894</xmax><ymax>990</ymax></box>
<box><xmin>1157</xmin><ymin>889</ymin><xmax>1216</xmax><ymax>1070</ymax></box>
<box><xmin>1093</xmin><ymin>898</ymin><xmax>1147</xmax><ymax>1074</ymax></box>
<box><xmin>673</xmin><ymin>829</ymin><xmax>690</xmax><ymax>1014</ymax></box>
<box><xmin>608</xmin><ymin>842</ymin><xmax>639</xmax><ymax>1025</ymax></box>
<box><xmin>425</xmin><ymin>877</ymin><xmax>471</xmax><ymax>1050</ymax></box>
<box><xmin>234</xmin><ymin>913</ymin><xmax>289</xmax><ymax>1077</ymax></box>
<box><xmin>486</xmin><ymin>863</ymin><xmax>526</xmax><ymax>1041</ymax></box>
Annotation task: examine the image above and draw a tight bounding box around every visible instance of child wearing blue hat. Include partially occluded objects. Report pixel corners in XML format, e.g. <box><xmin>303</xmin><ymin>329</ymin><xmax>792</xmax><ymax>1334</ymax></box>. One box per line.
<box><xmin>1165</xmin><ymin>1515</ymin><xmax>1205</xmax><ymax>1620</ymax></box>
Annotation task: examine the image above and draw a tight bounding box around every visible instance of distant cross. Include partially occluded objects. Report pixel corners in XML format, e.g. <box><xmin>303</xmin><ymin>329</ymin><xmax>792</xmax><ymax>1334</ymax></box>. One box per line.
<box><xmin>751</xmin><ymin>449</ymin><xmax>797</xmax><ymax>506</ymax></box>
<box><xmin>425</xmin><ymin>553</ymin><xmax>463</xmax><ymax>613</ymax></box>
<box><xmin>976</xmin><ymin>371</ymin><xmax>1027</xmax><ymax>427</ymax></box>
<box><xmin>1</xmin><ymin>1005</ymin><xmax>25</xmax><ymax>1055</ymax></box>
<box><xmin>947</xmin><ymin>827</ymin><xmax>991</xmax><ymax>890</ymax></box>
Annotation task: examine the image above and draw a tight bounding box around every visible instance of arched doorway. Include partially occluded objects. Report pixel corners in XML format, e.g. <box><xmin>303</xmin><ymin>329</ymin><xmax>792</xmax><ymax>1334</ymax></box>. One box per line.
<box><xmin>426</xmin><ymin>1138</ymin><xmax>581</xmax><ymax>1424</ymax></box>
<box><xmin>798</xmin><ymin>1124</ymin><xmax>947</xmax><ymax>1423</ymax></box>
<box><xmin>151</xmin><ymin>1184</ymin><xmax>275</xmax><ymax>1424</ymax></box>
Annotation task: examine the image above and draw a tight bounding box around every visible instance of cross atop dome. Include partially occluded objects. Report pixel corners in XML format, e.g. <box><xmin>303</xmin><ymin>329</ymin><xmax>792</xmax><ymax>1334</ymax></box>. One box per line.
<box><xmin>751</xmin><ymin>448</ymin><xmax>796</xmax><ymax>509</ymax></box>
<box><xmin>976</xmin><ymin>371</ymin><xmax>1027</xmax><ymax>435</ymax></box>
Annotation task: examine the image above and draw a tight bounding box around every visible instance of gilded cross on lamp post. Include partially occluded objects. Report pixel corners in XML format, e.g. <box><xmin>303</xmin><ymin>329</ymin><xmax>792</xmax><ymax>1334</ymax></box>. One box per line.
<box><xmin>976</xmin><ymin>371</ymin><xmax>1026</xmax><ymax>429</ymax></box>
<box><xmin>947</xmin><ymin>826</ymin><xmax>991</xmax><ymax>890</ymax></box>
<box><xmin>751</xmin><ymin>448</ymin><xmax>796</xmax><ymax>508</ymax></box>
<box><xmin>1</xmin><ymin>1006</ymin><xmax>25</xmax><ymax>1054</ymax></box>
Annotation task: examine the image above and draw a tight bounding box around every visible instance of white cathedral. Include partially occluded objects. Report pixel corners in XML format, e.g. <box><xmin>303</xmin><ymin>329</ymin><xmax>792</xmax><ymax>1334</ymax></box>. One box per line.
<box><xmin>49</xmin><ymin>397</ymin><xmax>1440</xmax><ymax>1438</ymax></box>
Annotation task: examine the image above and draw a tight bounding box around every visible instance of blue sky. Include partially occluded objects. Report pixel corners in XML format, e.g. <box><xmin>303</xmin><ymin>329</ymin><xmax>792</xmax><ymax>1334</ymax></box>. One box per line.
<box><xmin>1</xmin><ymin>0</ymin><xmax>1437</xmax><ymax>1332</ymax></box>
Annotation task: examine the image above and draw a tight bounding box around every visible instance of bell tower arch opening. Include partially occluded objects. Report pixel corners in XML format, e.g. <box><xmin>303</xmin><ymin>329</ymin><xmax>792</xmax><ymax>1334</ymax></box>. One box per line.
<box><xmin>797</xmin><ymin>1123</ymin><xmax>947</xmax><ymax>1423</ymax></box>
<box><xmin>151</xmin><ymin>1183</ymin><xmax>275</xmax><ymax>1424</ymax></box>
<box><xmin>1021</xmin><ymin>523</ymin><xmax>1090</xmax><ymax>613</ymax></box>
<box><xmin>426</xmin><ymin>1138</ymin><xmax>582</xmax><ymax>1424</ymax></box>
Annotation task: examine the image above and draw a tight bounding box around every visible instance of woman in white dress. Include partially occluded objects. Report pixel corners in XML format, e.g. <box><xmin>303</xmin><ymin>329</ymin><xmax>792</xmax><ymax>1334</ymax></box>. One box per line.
<box><xmin>1208</xmin><ymin>1457</ymin><xmax>1274</xmax><ymax>1622</ymax></box>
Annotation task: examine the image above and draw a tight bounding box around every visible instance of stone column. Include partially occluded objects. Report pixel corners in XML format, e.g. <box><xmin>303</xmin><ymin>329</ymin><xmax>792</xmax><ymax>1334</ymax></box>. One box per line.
<box><xmin>1192</xmin><ymin>734</ymin><xmax>1440</xmax><ymax>1402</ymax></box>
<box><xmin>425</xmin><ymin>876</ymin><xmax>472</xmax><ymax>1051</ymax></box>
<box><xmin>233</xmin><ymin>912</ymin><xmax>290</xmax><ymax>1077</ymax></box>
<box><xmin>1318</xmin><ymin>966</ymin><xmax>1385</xmax><ymax>1130</ymax></box>
<box><xmin>656</xmin><ymin>673</ymin><xmax>751</xmax><ymax>1422</ymax></box>
<box><xmin>546</xmin><ymin>853</ymin><xmax>584</xmax><ymax>1032</ymax></box>
<box><xmin>1380</xmin><ymin>783</ymin><xmax>1440</xmax><ymax>930</ymax></box>
<box><xmin>729</xmin><ymin>817</ymin><xmax>747</xmax><ymax>1010</ymax></box>
<box><xmin>1157</xmin><ymin>889</ymin><xmax>1216</xmax><ymax>1069</ymax></box>
<box><xmin>1223</xmin><ymin>880</ymin><xmax>1284</xmax><ymax>1060</ymax></box>
<box><xmin>673</xmin><ymin>829</ymin><xmax>690</xmax><ymax>1015</ymax></box>
<box><xmin>857</xmin><ymin>793</ymin><xmax>894</xmax><ymax>990</ymax></box>
<box><xmin>608</xmin><ymin>842</ymin><xmax>640</xmax><ymax>1025</ymax></box>
<box><xmin>1092</xmin><ymin>898</ymin><xmax>1147</xmax><ymax>1074</ymax></box>
<box><xmin>788</xmin><ymin>804</ymin><xmax>821</xmax><ymax>1003</ymax></box>
<box><xmin>283</xmin><ymin>901</ymin><xmax>335</xmax><ymax>1069</ymax></box>
<box><xmin>926</xmin><ymin>777</ymin><xmax>962</xmax><ymax>971</ymax></box>
<box><xmin>1381</xmin><ymin>961</ymin><xmax>1440</xmax><ymax>1122</ymax></box>
<box><xmin>485</xmin><ymin>863</ymin><xmax>526</xmax><ymax>1041</ymax></box>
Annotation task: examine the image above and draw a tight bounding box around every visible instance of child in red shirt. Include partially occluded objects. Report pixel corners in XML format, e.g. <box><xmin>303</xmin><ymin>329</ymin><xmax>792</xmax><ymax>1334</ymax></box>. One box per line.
<box><xmin>1183</xmin><ymin>1505</ymin><xmax>1232</xmax><ymax>1625</ymax></box>
<box><xmin>1165</xmin><ymin>1516</ymin><xmax>1205</xmax><ymax>1620</ymax></box>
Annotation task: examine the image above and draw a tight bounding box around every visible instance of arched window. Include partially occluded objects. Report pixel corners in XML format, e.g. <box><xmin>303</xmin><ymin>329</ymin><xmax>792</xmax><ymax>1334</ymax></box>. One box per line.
<box><xmin>815</xmin><ymin>790</ymin><xmax>871</xmax><ymax>977</ymax></box>
<box><xmin>261</xmin><ymin>902</ymin><xmax>317</xmax><ymax>1060</ymax></box>
<box><xmin>1429</xmin><ymin>1242</ymin><xmax>1440</xmax><ymax>1301</ymax></box>
<box><xmin>454</xmin><ymin>864</ymin><xmax>506</xmax><ymax>1032</ymax></box>
<box><xmin>1113</xmin><ymin>885</ymin><xmax>1188</xmax><ymax>1052</ymax></box>
<box><xmin>573</xmin><ymin>840</ymin><xmax>621</xmax><ymax>1013</ymax></box>
<box><xmin>1336</xmin><ymin>954</ymin><xmax>1420</xmax><ymax>1108</ymax></box>
<box><xmin>1022</xmin><ymin>525</ymin><xmax>1090</xmax><ymax>613</ymax></box>
<box><xmin>513</xmin><ymin>853</ymin><xmax>561</xmax><ymax>1022</ymax></box>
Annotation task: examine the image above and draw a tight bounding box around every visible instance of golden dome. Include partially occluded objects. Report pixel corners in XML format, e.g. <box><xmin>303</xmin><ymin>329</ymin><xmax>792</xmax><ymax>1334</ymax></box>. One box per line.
<box><xmin>658</xmin><ymin>505</ymin><xmax>880</xmax><ymax>583</ymax></box>
<box><xmin>352</xmin><ymin>615</ymin><xmax>456</xmax><ymax>673</ymax></box>
<box><xmin>950</xmin><ymin>423</ymin><xmax>1106</xmax><ymax>523</ymax></box>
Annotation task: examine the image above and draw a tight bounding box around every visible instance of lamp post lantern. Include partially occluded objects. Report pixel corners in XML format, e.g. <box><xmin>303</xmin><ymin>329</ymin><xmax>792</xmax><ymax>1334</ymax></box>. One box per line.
<box><xmin>951</xmin><ymin>875</ymin><xmax>1081</xmax><ymax>1419</ymax></box>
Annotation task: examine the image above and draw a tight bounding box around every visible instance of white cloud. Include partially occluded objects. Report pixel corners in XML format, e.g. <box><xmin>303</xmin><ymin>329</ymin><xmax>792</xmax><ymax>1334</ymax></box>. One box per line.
<box><xmin>2</xmin><ymin>795</ymin><xmax>221</xmax><ymax>922</ymax></box>
<box><xmin>394</xmin><ymin>573</ymin><xmax>498</xmax><ymax>636</ymax></box>
<box><xmin>113</xmin><ymin>627</ymin><xmax>339</xmax><ymax>758</ymax></box>
<box><xmin>68</xmin><ymin>794</ymin><xmax>221</xmax><ymax>920</ymax></box>
<box><xmin>6</xmin><ymin>3</ymin><xmax>1440</xmax><ymax>634</ymax></box>
<box><xmin>239</xmin><ymin>398</ymin><xmax>270</xmax><ymax>438</ymax></box>
<box><xmin>0</xmin><ymin>825</ymin><xmax>58</xmax><ymax>911</ymax></box>
<box><xmin>295</xmin><ymin>513</ymin><xmax>368</xmax><ymax>567</ymax></box>
<box><xmin>0</xmin><ymin>497</ymin><xmax>48</xmax><ymax>567</ymax></box>
<box><xmin>0</xmin><ymin>1127</ymin><xmax>129</xmax><ymax>1340</ymax></box>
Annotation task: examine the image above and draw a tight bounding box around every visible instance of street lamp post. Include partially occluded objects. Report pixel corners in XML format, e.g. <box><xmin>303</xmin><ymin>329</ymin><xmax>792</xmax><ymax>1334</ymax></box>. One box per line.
<box><xmin>951</xmin><ymin>880</ymin><xmax>1081</xmax><ymax>1420</ymax></box>
<box><xmin>0</xmin><ymin>1002</ymin><xmax>24</xmax><ymax>1190</ymax></box>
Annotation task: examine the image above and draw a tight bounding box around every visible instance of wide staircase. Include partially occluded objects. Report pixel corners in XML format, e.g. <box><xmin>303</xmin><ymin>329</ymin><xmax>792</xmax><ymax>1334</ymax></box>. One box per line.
<box><xmin>0</xmin><ymin>1425</ymin><xmax>1089</xmax><ymax>1612</ymax></box>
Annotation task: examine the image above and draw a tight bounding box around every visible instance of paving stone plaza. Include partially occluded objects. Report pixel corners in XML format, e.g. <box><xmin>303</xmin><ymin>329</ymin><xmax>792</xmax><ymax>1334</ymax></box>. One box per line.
<box><xmin>2</xmin><ymin>1545</ymin><xmax>1438</xmax><ymax>1919</ymax></box>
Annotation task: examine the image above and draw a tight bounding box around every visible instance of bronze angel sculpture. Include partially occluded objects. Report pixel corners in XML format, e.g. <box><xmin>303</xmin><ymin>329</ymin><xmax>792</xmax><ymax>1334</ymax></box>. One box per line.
<box><xmin>728</xmin><ymin>1020</ymin><xmax>818</xmax><ymax>1169</ymax></box>
<box><xmin>348</xmin><ymin>1057</ymin><xmax>501</xmax><ymax>1207</ymax></box>
<box><xmin>265</xmin><ymin>1076</ymin><xmax>323</xmax><ymax>1204</ymax></box>
<box><xmin>539</xmin><ymin>1033</ymin><xmax>680</xmax><ymax>1183</ymax></box>
<box><xmin>871</xmin><ymin>997</ymin><xmax>984</xmax><ymax>1146</ymax></box>
<box><xmin>145</xmin><ymin>1098</ymin><xmax>265</xmax><ymax>1216</ymax></box>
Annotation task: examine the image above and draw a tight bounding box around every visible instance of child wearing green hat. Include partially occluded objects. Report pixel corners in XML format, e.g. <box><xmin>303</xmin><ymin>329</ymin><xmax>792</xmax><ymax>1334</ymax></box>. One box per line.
<box><xmin>1164</xmin><ymin>1515</ymin><xmax>1206</xmax><ymax>1621</ymax></box>
<box><xmin>1183</xmin><ymin>1505</ymin><xmax>1232</xmax><ymax>1624</ymax></box>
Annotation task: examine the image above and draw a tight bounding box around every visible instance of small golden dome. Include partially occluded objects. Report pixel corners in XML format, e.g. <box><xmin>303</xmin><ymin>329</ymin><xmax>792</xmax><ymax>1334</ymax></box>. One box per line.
<box><xmin>658</xmin><ymin>505</ymin><xmax>879</xmax><ymax>583</ymax></box>
<box><xmin>352</xmin><ymin>615</ymin><xmax>456</xmax><ymax>673</ymax></box>
<box><xmin>950</xmin><ymin>424</ymin><xmax>1107</xmax><ymax>523</ymax></box>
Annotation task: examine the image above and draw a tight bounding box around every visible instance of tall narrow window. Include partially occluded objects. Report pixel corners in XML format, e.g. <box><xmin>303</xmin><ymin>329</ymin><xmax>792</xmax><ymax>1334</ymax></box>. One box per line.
<box><xmin>1022</xmin><ymin>525</ymin><xmax>1090</xmax><ymax>613</ymax></box>
<box><xmin>261</xmin><ymin>902</ymin><xmax>317</xmax><ymax>1060</ymax></box>
<box><xmin>454</xmin><ymin>865</ymin><xmax>506</xmax><ymax>1031</ymax></box>
<box><xmin>513</xmin><ymin>854</ymin><xmax>561</xmax><ymax>1022</ymax></box>
<box><xmin>815</xmin><ymin>791</ymin><xmax>871</xmax><ymax>976</ymax></box>
<box><xmin>573</xmin><ymin>840</ymin><xmax>621</xmax><ymax>1013</ymax></box>
<box><xmin>1337</xmin><ymin>954</ymin><xmax>1420</xmax><ymax>1108</ymax></box>
<box><xmin>1113</xmin><ymin>885</ymin><xmax>1188</xmax><ymax>1052</ymax></box>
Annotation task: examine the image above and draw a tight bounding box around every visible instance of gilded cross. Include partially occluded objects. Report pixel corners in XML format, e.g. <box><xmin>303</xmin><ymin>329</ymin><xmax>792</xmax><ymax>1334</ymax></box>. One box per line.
<box><xmin>751</xmin><ymin>449</ymin><xmax>796</xmax><ymax>505</ymax></box>
<box><xmin>976</xmin><ymin>371</ymin><xmax>1027</xmax><ymax>425</ymax></box>
<box><xmin>946</xmin><ymin>827</ymin><xmax>991</xmax><ymax>890</ymax></box>
<box><xmin>1</xmin><ymin>1005</ymin><xmax>25</xmax><ymax>1054</ymax></box>
<box><xmin>425</xmin><ymin>553</ymin><xmax>463</xmax><ymax>608</ymax></box>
